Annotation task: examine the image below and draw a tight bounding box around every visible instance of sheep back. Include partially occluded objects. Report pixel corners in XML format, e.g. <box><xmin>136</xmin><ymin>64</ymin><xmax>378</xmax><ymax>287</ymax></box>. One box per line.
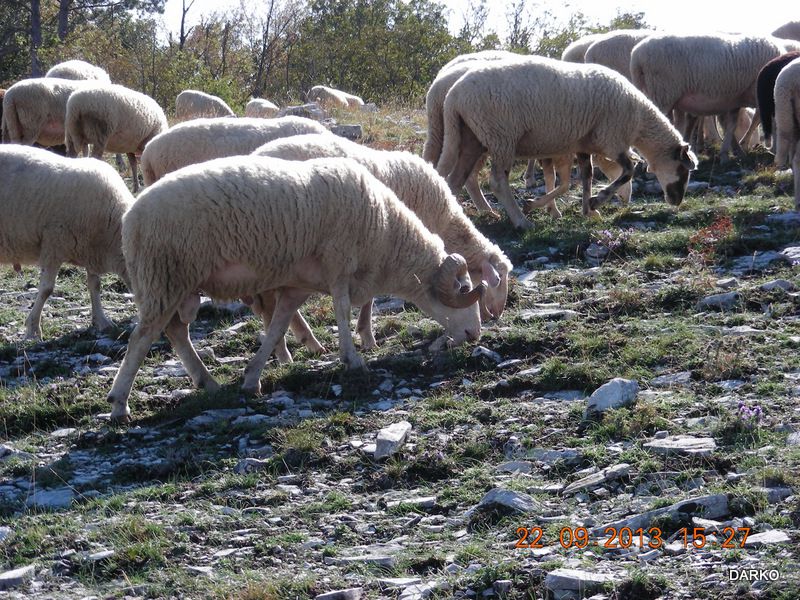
<box><xmin>583</xmin><ymin>29</ymin><xmax>654</xmax><ymax>80</ymax></box>
<box><xmin>45</xmin><ymin>59</ymin><xmax>111</xmax><ymax>82</ymax></box>
<box><xmin>0</xmin><ymin>145</ymin><xmax>133</xmax><ymax>277</ymax></box>
<box><xmin>1</xmin><ymin>78</ymin><xmax>87</xmax><ymax>146</ymax></box>
<box><xmin>245</xmin><ymin>98</ymin><xmax>280</xmax><ymax>118</ymax></box>
<box><xmin>773</xmin><ymin>21</ymin><xmax>800</xmax><ymax>43</ymax></box>
<box><xmin>175</xmin><ymin>89</ymin><xmax>235</xmax><ymax>121</ymax></box>
<box><xmin>307</xmin><ymin>85</ymin><xmax>361</xmax><ymax>109</ymax></box>
<box><xmin>561</xmin><ymin>33</ymin><xmax>605</xmax><ymax>62</ymax></box>
<box><xmin>140</xmin><ymin>116</ymin><xmax>329</xmax><ymax>185</ymax></box>
<box><xmin>65</xmin><ymin>84</ymin><xmax>168</xmax><ymax>155</ymax></box>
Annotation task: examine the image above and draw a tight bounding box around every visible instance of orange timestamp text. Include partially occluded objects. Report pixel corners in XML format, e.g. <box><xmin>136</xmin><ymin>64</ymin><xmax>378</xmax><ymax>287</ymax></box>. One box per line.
<box><xmin>515</xmin><ymin>526</ymin><xmax>751</xmax><ymax>550</ymax></box>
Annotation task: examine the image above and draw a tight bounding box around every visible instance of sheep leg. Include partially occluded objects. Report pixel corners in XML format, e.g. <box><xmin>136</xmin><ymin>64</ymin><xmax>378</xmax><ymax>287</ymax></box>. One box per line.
<box><xmin>127</xmin><ymin>152</ymin><xmax>140</xmax><ymax>193</ymax></box>
<box><xmin>522</xmin><ymin>156</ymin><xmax>568</xmax><ymax>218</ymax></box>
<box><xmin>164</xmin><ymin>313</ymin><xmax>219</xmax><ymax>392</ymax></box>
<box><xmin>242</xmin><ymin>288</ymin><xmax>311</xmax><ymax>396</ymax></box>
<box><xmin>356</xmin><ymin>299</ymin><xmax>376</xmax><ymax>349</ymax></box>
<box><xmin>594</xmin><ymin>154</ymin><xmax>632</xmax><ymax>205</ymax></box>
<box><xmin>251</xmin><ymin>291</ymin><xmax>294</xmax><ymax>364</ymax></box>
<box><xmin>464</xmin><ymin>155</ymin><xmax>497</xmax><ymax>215</ymax></box>
<box><xmin>445</xmin><ymin>141</ymin><xmax>489</xmax><ymax>211</ymax></box>
<box><xmin>488</xmin><ymin>156</ymin><xmax>533</xmax><ymax>230</ymax></box>
<box><xmin>330</xmin><ymin>282</ymin><xmax>366</xmax><ymax>371</ymax></box>
<box><xmin>590</xmin><ymin>152</ymin><xmax>634</xmax><ymax>213</ymax></box>
<box><xmin>577</xmin><ymin>153</ymin><xmax>597</xmax><ymax>218</ymax></box>
<box><xmin>86</xmin><ymin>271</ymin><xmax>114</xmax><ymax>332</ymax></box>
<box><xmin>793</xmin><ymin>140</ymin><xmax>800</xmax><ymax>210</ymax></box>
<box><xmin>719</xmin><ymin>109</ymin><xmax>741</xmax><ymax>161</ymax></box>
<box><xmin>523</xmin><ymin>159</ymin><xmax>538</xmax><ymax>188</ymax></box>
<box><xmin>739</xmin><ymin>109</ymin><xmax>760</xmax><ymax>150</ymax></box>
<box><xmin>288</xmin><ymin>311</ymin><xmax>326</xmax><ymax>354</ymax></box>
<box><xmin>24</xmin><ymin>263</ymin><xmax>58</xmax><ymax>340</ymax></box>
<box><xmin>107</xmin><ymin>317</ymin><xmax>171</xmax><ymax>421</ymax></box>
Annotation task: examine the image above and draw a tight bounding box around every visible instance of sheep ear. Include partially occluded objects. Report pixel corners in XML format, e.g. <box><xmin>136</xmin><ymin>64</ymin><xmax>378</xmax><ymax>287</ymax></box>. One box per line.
<box><xmin>680</xmin><ymin>144</ymin><xmax>698</xmax><ymax>170</ymax></box>
<box><xmin>481</xmin><ymin>261</ymin><xmax>501</xmax><ymax>288</ymax></box>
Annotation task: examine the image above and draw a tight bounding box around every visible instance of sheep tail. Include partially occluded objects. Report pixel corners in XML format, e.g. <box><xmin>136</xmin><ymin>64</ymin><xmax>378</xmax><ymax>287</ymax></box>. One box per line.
<box><xmin>435</xmin><ymin>100</ymin><xmax>463</xmax><ymax>180</ymax></box>
<box><xmin>422</xmin><ymin>96</ymin><xmax>445</xmax><ymax>166</ymax></box>
<box><xmin>1</xmin><ymin>99</ymin><xmax>21</xmax><ymax>143</ymax></box>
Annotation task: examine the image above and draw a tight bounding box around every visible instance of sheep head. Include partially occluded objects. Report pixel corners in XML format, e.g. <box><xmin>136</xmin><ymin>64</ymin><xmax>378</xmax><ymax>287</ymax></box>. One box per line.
<box><xmin>435</xmin><ymin>254</ymin><xmax>486</xmax><ymax>309</ymax></box>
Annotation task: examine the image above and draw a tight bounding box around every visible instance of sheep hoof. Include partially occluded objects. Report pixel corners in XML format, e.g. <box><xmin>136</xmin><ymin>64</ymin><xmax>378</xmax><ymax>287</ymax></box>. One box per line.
<box><xmin>241</xmin><ymin>381</ymin><xmax>262</xmax><ymax>397</ymax></box>
<box><xmin>343</xmin><ymin>354</ymin><xmax>367</xmax><ymax>371</ymax></box>
<box><xmin>512</xmin><ymin>218</ymin><xmax>535</xmax><ymax>230</ymax></box>
<box><xmin>201</xmin><ymin>378</ymin><xmax>221</xmax><ymax>393</ymax></box>
<box><xmin>107</xmin><ymin>399</ymin><xmax>131</xmax><ymax>423</ymax></box>
<box><xmin>94</xmin><ymin>319</ymin><xmax>115</xmax><ymax>333</ymax></box>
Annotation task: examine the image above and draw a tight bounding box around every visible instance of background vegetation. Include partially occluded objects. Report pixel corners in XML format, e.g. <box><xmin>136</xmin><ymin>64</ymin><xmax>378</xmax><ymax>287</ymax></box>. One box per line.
<box><xmin>0</xmin><ymin>0</ymin><xmax>648</xmax><ymax>112</ymax></box>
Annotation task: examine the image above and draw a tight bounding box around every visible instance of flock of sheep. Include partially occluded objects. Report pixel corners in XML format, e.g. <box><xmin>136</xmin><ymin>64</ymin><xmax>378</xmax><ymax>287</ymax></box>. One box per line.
<box><xmin>1</xmin><ymin>19</ymin><xmax>800</xmax><ymax>420</ymax></box>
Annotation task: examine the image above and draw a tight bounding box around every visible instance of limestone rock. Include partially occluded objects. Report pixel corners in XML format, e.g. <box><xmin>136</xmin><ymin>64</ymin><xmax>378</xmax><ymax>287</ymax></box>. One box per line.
<box><xmin>374</xmin><ymin>421</ymin><xmax>412</xmax><ymax>460</ymax></box>
<box><xmin>586</xmin><ymin>378</ymin><xmax>638</xmax><ymax>415</ymax></box>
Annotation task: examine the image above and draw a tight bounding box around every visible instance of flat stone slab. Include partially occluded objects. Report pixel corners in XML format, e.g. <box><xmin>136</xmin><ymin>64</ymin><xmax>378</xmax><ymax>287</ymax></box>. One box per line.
<box><xmin>0</xmin><ymin>565</ymin><xmax>35</xmax><ymax>590</ymax></box>
<box><xmin>743</xmin><ymin>530</ymin><xmax>790</xmax><ymax>547</ymax></box>
<box><xmin>545</xmin><ymin>568</ymin><xmax>618</xmax><ymax>592</ymax></box>
<box><xmin>496</xmin><ymin>461</ymin><xmax>534</xmax><ymax>474</ymax></box>
<box><xmin>519</xmin><ymin>308</ymin><xmax>578</xmax><ymax>321</ymax></box>
<box><xmin>586</xmin><ymin>378</ymin><xmax>638</xmax><ymax>414</ymax></box>
<box><xmin>334</xmin><ymin>555</ymin><xmax>396</xmax><ymax>568</ymax></box>
<box><xmin>644</xmin><ymin>435</ymin><xmax>716</xmax><ymax>457</ymax></box>
<box><xmin>26</xmin><ymin>487</ymin><xmax>75</xmax><ymax>510</ymax></box>
<box><xmin>472</xmin><ymin>487</ymin><xmax>539</xmax><ymax>515</ymax></box>
<box><xmin>650</xmin><ymin>371</ymin><xmax>692</xmax><ymax>388</ymax></box>
<box><xmin>377</xmin><ymin>577</ymin><xmax>423</xmax><ymax>590</ymax></box>
<box><xmin>315</xmin><ymin>588</ymin><xmax>363</xmax><ymax>600</ymax></box>
<box><xmin>696</xmin><ymin>291</ymin><xmax>740</xmax><ymax>311</ymax></box>
<box><xmin>730</xmin><ymin>251</ymin><xmax>791</xmax><ymax>273</ymax></box>
<box><xmin>563</xmin><ymin>463</ymin><xmax>631</xmax><ymax>496</ymax></box>
<box><xmin>528</xmin><ymin>448</ymin><xmax>582</xmax><ymax>466</ymax></box>
<box><xmin>374</xmin><ymin>420</ymin><xmax>412</xmax><ymax>460</ymax></box>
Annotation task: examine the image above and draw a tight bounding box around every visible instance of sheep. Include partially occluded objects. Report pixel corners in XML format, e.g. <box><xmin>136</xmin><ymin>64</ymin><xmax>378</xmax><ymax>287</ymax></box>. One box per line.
<box><xmin>436</xmin><ymin>56</ymin><xmax>697</xmax><ymax>228</ymax></box>
<box><xmin>583</xmin><ymin>29</ymin><xmax>655</xmax><ymax>80</ymax></box>
<box><xmin>307</xmin><ymin>85</ymin><xmax>364</xmax><ymax>109</ymax></box>
<box><xmin>773</xmin><ymin>21</ymin><xmax>800</xmax><ymax>43</ymax></box>
<box><xmin>106</xmin><ymin>155</ymin><xmax>484</xmax><ymax>420</ymax></box>
<box><xmin>561</xmin><ymin>33</ymin><xmax>606</xmax><ymax>62</ymax></box>
<box><xmin>245</xmin><ymin>98</ymin><xmax>279</xmax><ymax>118</ymax></box>
<box><xmin>251</xmin><ymin>133</ymin><xmax>513</xmax><ymax>357</ymax></box>
<box><xmin>772</xmin><ymin>56</ymin><xmax>800</xmax><ymax>209</ymax></box>
<box><xmin>65</xmin><ymin>83</ymin><xmax>168</xmax><ymax>193</ymax></box>
<box><xmin>756</xmin><ymin>51</ymin><xmax>800</xmax><ymax>147</ymax></box>
<box><xmin>45</xmin><ymin>59</ymin><xmax>110</xmax><ymax>82</ymax></box>
<box><xmin>175</xmin><ymin>89</ymin><xmax>235</xmax><ymax>121</ymax></box>
<box><xmin>0</xmin><ymin>145</ymin><xmax>134</xmax><ymax>339</ymax></box>
<box><xmin>1</xmin><ymin>77</ymin><xmax>87</xmax><ymax>146</ymax></box>
<box><xmin>630</xmin><ymin>33</ymin><xmax>793</xmax><ymax>160</ymax></box>
<box><xmin>139</xmin><ymin>116</ymin><xmax>330</xmax><ymax>185</ymax></box>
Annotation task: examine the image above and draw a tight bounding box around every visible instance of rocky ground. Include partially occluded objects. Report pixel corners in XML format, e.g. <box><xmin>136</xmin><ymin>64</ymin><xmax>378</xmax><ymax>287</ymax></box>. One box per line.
<box><xmin>0</xmin><ymin>111</ymin><xmax>799</xmax><ymax>599</ymax></box>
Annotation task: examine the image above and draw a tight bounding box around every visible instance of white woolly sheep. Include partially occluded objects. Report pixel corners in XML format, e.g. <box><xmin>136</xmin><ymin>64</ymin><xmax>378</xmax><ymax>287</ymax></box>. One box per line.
<box><xmin>252</xmin><ymin>133</ymin><xmax>512</xmax><ymax>358</ymax></box>
<box><xmin>583</xmin><ymin>29</ymin><xmax>655</xmax><ymax>80</ymax></box>
<box><xmin>175</xmin><ymin>89</ymin><xmax>235</xmax><ymax>121</ymax></box>
<box><xmin>630</xmin><ymin>33</ymin><xmax>792</xmax><ymax>160</ymax></box>
<box><xmin>45</xmin><ymin>59</ymin><xmax>111</xmax><ymax>82</ymax></box>
<box><xmin>772</xmin><ymin>56</ymin><xmax>800</xmax><ymax>208</ymax></box>
<box><xmin>436</xmin><ymin>57</ymin><xmax>697</xmax><ymax>228</ymax></box>
<box><xmin>757</xmin><ymin>51</ymin><xmax>800</xmax><ymax>147</ymax></box>
<box><xmin>1</xmin><ymin>77</ymin><xmax>87</xmax><ymax>146</ymax></box>
<box><xmin>307</xmin><ymin>85</ymin><xmax>364</xmax><ymax>109</ymax></box>
<box><xmin>773</xmin><ymin>22</ymin><xmax>800</xmax><ymax>43</ymax></box>
<box><xmin>245</xmin><ymin>98</ymin><xmax>279</xmax><ymax>118</ymax></box>
<box><xmin>0</xmin><ymin>145</ymin><xmax>134</xmax><ymax>339</ymax></box>
<box><xmin>561</xmin><ymin>33</ymin><xmax>606</xmax><ymax>62</ymax></box>
<box><xmin>139</xmin><ymin>116</ymin><xmax>330</xmax><ymax>185</ymax></box>
<box><xmin>65</xmin><ymin>83</ymin><xmax>168</xmax><ymax>193</ymax></box>
<box><xmin>107</xmin><ymin>156</ymin><xmax>484</xmax><ymax>420</ymax></box>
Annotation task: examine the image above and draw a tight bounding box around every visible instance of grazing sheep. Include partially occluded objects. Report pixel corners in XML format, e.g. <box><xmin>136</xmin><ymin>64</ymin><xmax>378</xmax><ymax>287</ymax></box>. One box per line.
<box><xmin>139</xmin><ymin>116</ymin><xmax>329</xmax><ymax>185</ymax></box>
<box><xmin>107</xmin><ymin>156</ymin><xmax>484</xmax><ymax>420</ymax></box>
<box><xmin>773</xmin><ymin>21</ymin><xmax>800</xmax><ymax>43</ymax></box>
<box><xmin>0</xmin><ymin>145</ymin><xmax>134</xmax><ymax>339</ymax></box>
<box><xmin>307</xmin><ymin>85</ymin><xmax>364</xmax><ymax>109</ymax></box>
<box><xmin>583</xmin><ymin>29</ymin><xmax>655</xmax><ymax>80</ymax></box>
<box><xmin>772</xmin><ymin>56</ymin><xmax>800</xmax><ymax>207</ymax></box>
<box><xmin>252</xmin><ymin>133</ymin><xmax>512</xmax><ymax>356</ymax></box>
<box><xmin>245</xmin><ymin>98</ymin><xmax>279</xmax><ymax>118</ymax></box>
<box><xmin>756</xmin><ymin>51</ymin><xmax>800</xmax><ymax>147</ymax></box>
<box><xmin>1</xmin><ymin>77</ymin><xmax>87</xmax><ymax>146</ymax></box>
<box><xmin>65</xmin><ymin>83</ymin><xmax>168</xmax><ymax>193</ymax></box>
<box><xmin>45</xmin><ymin>59</ymin><xmax>110</xmax><ymax>82</ymax></box>
<box><xmin>561</xmin><ymin>33</ymin><xmax>605</xmax><ymax>62</ymax></box>
<box><xmin>630</xmin><ymin>33</ymin><xmax>792</xmax><ymax>159</ymax></box>
<box><xmin>175</xmin><ymin>89</ymin><xmax>235</xmax><ymax>121</ymax></box>
<box><xmin>436</xmin><ymin>57</ymin><xmax>697</xmax><ymax>228</ymax></box>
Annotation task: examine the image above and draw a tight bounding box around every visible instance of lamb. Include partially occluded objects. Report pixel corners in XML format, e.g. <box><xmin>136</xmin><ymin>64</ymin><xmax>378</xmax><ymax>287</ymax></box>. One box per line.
<box><xmin>245</xmin><ymin>98</ymin><xmax>279</xmax><ymax>118</ymax></box>
<box><xmin>772</xmin><ymin>56</ymin><xmax>800</xmax><ymax>209</ymax></box>
<box><xmin>630</xmin><ymin>33</ymin><xmax>793</xmax><ymax>159</ymax></box>
<box><xmin>252</xmin><ymin>133</ymin><xmax>512</xmax><ymax>357</ymax></box>
<box><xmin>65</xmin><ymin>83</ymin><xmax>168</xmax><ymax>193</ymax></box>
<box><xmin>1</xmin><ymin>77</ymin><xmax>87</xmax><ymax>146</ymax></box>
<box><xmin>307</xmin><ymin>85</ymin><xmax>364</xmax><ymax>109</ymax></box>
<box><xmin>175</xmin><ymin>89</ymin><xmax>235</xmax><ymax>121</ymax></box>
<box><xmin>756</xmin><ymin>51</ymin><xmax>800</xmax><ymax>147</ymax></box>
<box><xmin>773</xmin><ymin>21</ymin><xmax>800</xmax><ymax>43</ymax></box>
<box><xmin>436</xmin><ymin>56</ymin><xmax>697</xmax><ymax>228</ymax></box>
<box><xmin>583</xmin><ymin>29</ymin><xmax>655</xmax><ymax>80</ymax></box>
<box><xmin>0</xmin><ymin>145</ymin><xmax>134</xmax><ymax>339</ymax></box>
<box><xmin>107</xmin><ymin>156</ymin><xmax>484</xmax><ymax>420</ymax></box>
<box><xmin>561</xmin><ymin>33</ymin><xmax>606</xmax><ymax>62</ymax></box>
<box><xmin>139</xmin><ymin>116</ymin><xmax>329</xmax><ymax>185</ymax></box>
<box><xmin>45</xmin><ymin>59</ymin><xmax>110</xmax><ymax>82</ymax></box>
